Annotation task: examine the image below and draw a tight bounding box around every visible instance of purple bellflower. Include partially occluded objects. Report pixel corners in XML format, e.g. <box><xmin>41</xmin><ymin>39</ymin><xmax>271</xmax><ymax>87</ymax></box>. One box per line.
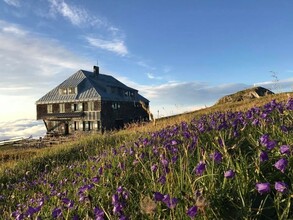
<box><xmin>256</xmin><ymin>183</ymin><xmax>270</xmax><ymax>195</ymax></box>
<box><xmin>194</xmin><ymin>161</ymin><xmax>206</xmax><ymax>176</ymax></box>
<box><xmin>224</xmin><ymin>170</ymin><xmax>235</xmax><ymax>179</ymax></box>
<box><xmin>187</xmin><ymin>206</ymin><xmax>198</xmax><ymax>218</ymax></box>
<box><xmin>274</xmin><ymin>158</ymin><xmax>288</xmax><ymax>173</ymax></box>
<box><xmin>275</xmin><ymin>181</ymin><xmax>288</xmax><ymax>194</ymax></box>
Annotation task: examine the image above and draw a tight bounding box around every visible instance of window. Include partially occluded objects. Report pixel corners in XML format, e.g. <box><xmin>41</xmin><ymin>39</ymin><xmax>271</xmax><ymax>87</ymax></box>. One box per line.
<box><xmin>59</xmin><ymin>88</ymin><xmax>67</xmax><ymax>95</ymax></box>
<box><xmin>78</xmin><ymin>103</ymin><xmax>83</xmax><ymax>111</ymax></box>
<box><xmin>68</xmin><ymin>87</ymin><xmax>76</xmax><ymax>94</ymax></box>
<box><xmin>59</xmin><ymin>87</ymin><xmax>76</xmax><ymax>95</ymax></box>
<box><xmin>71</xmin><ymin>104</ymin><xmax>76</xmax><ymax>112</ymax></box>
<box><xmin>125</xmin><ymin>91</ymin><xmax>134</xmax><ymax>97</ymax></box>
<box><xmin>134</xmin><ymin>102</ymin><xmax>141</xmax><ymax>108</ymax></box>
<box><xmin>71</xmin><ymin>103</ymin><xmax>83</xmax><ymax>112</ymax></box>
<box><xmin>47</xmin><ymin>104</ymin><xmax>53</xmax><ymax>113</ymax></box>
<box><xmin>80</xmin><ymin>121</ymin><xmax>84</xmax><ymax>131</ymax></box>
<box><xmin>88</xmin><ymin>101</ymin><xmax>94</xmax><ymax>111</ymax></box>
<box><xmin>112</xmin><ymin>102</ymin><xmax>120</xmax><ymax>109</ymax></box>
<box><xmin>59</xmin><ymin>104</ymin><xmax>65</xmax><ymax>113</ymax></box>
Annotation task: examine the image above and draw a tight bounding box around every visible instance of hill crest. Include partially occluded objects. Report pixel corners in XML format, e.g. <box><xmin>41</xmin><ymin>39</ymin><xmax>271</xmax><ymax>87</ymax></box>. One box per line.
<box><xmin>216</xmin><ymin>86</ymin><xmax>274</xmax><ymax>105</ymax></box>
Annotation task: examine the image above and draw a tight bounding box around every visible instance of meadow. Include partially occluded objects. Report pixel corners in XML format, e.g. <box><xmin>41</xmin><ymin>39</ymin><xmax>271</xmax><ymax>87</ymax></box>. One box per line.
<box><xmin>0</xmin><ymin>93</ymin><xmax>292</xmax><ymax>219</ymax></box>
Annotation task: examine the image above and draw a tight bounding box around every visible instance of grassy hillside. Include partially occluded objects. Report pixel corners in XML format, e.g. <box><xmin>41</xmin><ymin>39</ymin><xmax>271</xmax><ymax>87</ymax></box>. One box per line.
<box><xmin>0</xmin><ymin>92</ymin><xmax>292</xmax><ymax>219</ymax></box>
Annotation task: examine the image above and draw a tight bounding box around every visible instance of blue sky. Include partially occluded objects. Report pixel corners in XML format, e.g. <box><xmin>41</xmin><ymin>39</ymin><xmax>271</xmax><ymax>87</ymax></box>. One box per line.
<box><xmin>0</xmin><ymin>0</ymin><xmax>293</xmax><ymax>139</ymax></box>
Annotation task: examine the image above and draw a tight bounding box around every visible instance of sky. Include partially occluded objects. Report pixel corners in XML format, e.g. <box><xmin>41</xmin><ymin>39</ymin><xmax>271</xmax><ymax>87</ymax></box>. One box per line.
<box><xmin>0</xmin><ymin>0</ymin><xmax>293</xmax><ymax>139</ymax></box>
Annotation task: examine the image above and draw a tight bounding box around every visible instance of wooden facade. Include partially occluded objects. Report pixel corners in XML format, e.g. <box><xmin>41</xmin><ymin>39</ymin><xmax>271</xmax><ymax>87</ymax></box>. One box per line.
<box><xmin>36</xmin><ymin>66</ymin><xmax>149</xmax><ymax>135</ymax></box>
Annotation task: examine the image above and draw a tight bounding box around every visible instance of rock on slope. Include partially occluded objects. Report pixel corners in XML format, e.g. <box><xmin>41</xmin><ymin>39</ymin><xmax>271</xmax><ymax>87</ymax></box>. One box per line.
<box><xmin>216</xmin><ymin>86</ymin><xmax>274</xmax><ymax>105</ymax></box>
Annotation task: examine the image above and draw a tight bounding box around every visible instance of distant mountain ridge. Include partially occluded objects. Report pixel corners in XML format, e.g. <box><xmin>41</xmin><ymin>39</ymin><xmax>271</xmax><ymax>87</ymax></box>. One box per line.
<box><xmin>216</xmin><ymin>86</ymin><xmax>274</xmax><ymax>105</ymax></box>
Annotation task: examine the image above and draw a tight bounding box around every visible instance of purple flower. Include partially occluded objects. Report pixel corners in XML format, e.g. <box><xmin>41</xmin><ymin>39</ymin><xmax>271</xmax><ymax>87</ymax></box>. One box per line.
<box><xmin>224</xmin><ymin>170</ymin><xmax>235</xmax><ymax>179</ymax></box>
<box><xmin>266</xmin><ymin>140</ymin><xmax>277</xmax><ymax>151</ymax></box>
<box><xmin>98</xmin><ymin>167</ymin><xmax>103</xmax><ymax>175</ymax></box>
<box><xmin>280</xmin><ymin>145</ymin><xmax>290</xmax><ymax>155</ymax></box>
<box><xmin>210</xmin><ymin>151</ymin><xmax>222</xmax><ymax>163</ymax></box>
<box><xmin>94</xmin><ymin>206</ymin><xmax>105</xmax><ymax>220</ymax></box>
<box><xmin>275</xmin><ymin>181</ymin><xmax>288</xmax><ymax>194</ymax></box>
<box><xmin>62</xmin><ymin>198</ymin><xmax>74</xmax><ymax>208</ymax></box>
<box><xmin>160</xmin><ymin>158</ymin><xmax>169</xmax><ymax>168</ymax></box>
<box><xmin>162</xmin><ymin>194</ymin><xmax>178</xmax><ymax>209</ymax></box>
<box><xmin>12</xmin><ymin>211</ymin><xmax>24</xmax><ymax>220</ymax></box>
<box><xmin>113</xmin><ymin>203</ymin><xmax>123</xmax><ymax>214</ymax></box>
<box><xmin>129</xmin><ymin>147</ymin><xmax>135</xmax><ymax>155</ymax></box>
<box><xmin>280</xmin><ymin>125</ymin><xmax>288</xmax><ymax>133</ymax></box>
<box><xmin>112</xmin><ymin>194</ymin><xmax>119</xmax><ymax>205</ymax></box>
<box><xmin>256</xmin><ymin>183</ymin><xmax>270</xmax><ymax>195</ymax></box>
<box><xmin>92</xmin><ymin>176</ymin><xmax>100</xmax><ymax>183</ymax></box>
<box><xmin>260</xmin><ymin>151</ymin><xmax>269</xmax><ymax>162</ymax></box>
<box><xmin>194</xmin><ymin>161</ymin><xmax>206</xmax><ymax>176</ymax></box>
<box><xmin>78</xmin><ymin>193</ymin><xmax>86</xmax><ymax>202</ymax></box>
<box><xmin>252</xmin><ymin>119</ymin><xmax>260</xmax><ymax>126</ymax></box>
<box><xmin>151</xmin><ymin>164</ymin><xmax>158</xmax><ymax>172</ymax></box>
<box><xmin>158</xmin><ymin>175</ymin><xmax>166</xmax><ymax>184</ymax></box>
<box><xmin>122</xmin><ymin>190</ymin><xmax>129</xmax><ymax>200</ymax></box>
<box><xmin>274</xmin><ymin>158</ymin><xmax>288</xmax><ymax>173</ymax></box>
<box><xmin>260</xmin><ymin>134</ymin><xmax>269</xmax><ymax>146</ymax></box>
<box><xmin>172</xmin><ymin>155</ymin><xmax>178</xmax><ymax>163</ymax></box>
<box><xmin>52</xmin><ymin>207</ymin><xmax>62</xmax><ymax>218</ymax></box>
<box><xmin>259</xmin><ymin>134</ymin><xmax>276</xmax><ymax>150</ymax></box>
<box><xmin>117</xmin><ymin>186</ymin><xmax>123</xmax><ymax>194</ymax></box>
<box><xmin>112</xmin><ymin>148</ymin><xmax>117</xmax><ymax>155</ymax></box>
<box><xmin>153</xmin><ymin>192</ymin><xmax>164</xmax><ymax>201</ymax></box>
<box><xmin>26</xmin><ymin>206</ymin><xmax>40</xmax><ymax>217</ymax></box>
<box><xmin>171</xmin><ymin>140</ymin><xmax>178</xmax><ymax>145</ymax></box>
<box><xmin>119</xmin><ymin>215</ymin><xmax>128</xmax><ymax>220</ymax></box>
<box><xmin>187</xmin><ymin>206</ymin><xmax>198</xmax><ymax>218</ymax></box>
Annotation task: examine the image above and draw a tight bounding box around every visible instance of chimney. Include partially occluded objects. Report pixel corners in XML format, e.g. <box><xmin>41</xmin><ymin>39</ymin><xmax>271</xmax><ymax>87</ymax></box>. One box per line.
<box><xmin>93</xmin><ymin>66</ymin><xmax>99</xmax><ymax>76</ymax></box>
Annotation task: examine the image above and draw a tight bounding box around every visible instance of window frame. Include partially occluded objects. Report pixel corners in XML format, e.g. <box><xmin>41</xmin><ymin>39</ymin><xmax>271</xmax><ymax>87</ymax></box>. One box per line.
<box><xmin>47</xmin><ymin>104</ymin><xmax>53</xmax><ymax>113</ymax></box>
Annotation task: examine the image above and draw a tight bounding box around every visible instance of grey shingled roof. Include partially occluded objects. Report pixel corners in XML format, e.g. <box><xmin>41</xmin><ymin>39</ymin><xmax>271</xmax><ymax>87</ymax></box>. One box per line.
<box><xmin>36</xmin><ymin>69</ymin><xmax>149</xmax><ymax>104</ymax></box>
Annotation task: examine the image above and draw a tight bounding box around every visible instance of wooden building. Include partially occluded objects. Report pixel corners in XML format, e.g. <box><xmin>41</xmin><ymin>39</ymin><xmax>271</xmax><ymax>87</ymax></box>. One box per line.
<box><xmin>36</xmin><ymin>66</ymin><xmax>150</xmax><ymax>135</ymax></box>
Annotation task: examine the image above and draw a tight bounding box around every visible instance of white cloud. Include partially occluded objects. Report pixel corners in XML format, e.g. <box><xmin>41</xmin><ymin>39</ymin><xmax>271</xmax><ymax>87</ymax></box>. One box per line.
<box><xmin>147</xmin><ymin>72</ymin><xmax>163</xmax><ymax>80</ymax></box>
<box><xmin>3</xmin><ymin>0</ymin><xmax>20</xmax><ymax>7</ymax></box>
<box><xmin>0</xmin><ymin>119</ymin><xmax>46</xmax><ymax>140</ymax></box>
<box><xmin>253</xmin><ymin>78</ymin><xmax>293</xmax><ymax>92</ymax></box>
<box><xmin>49</xmin><ymin>0</ymin><xmax>90</xmax><ymax>26</ymax></box>
<box><xmin>136</xmin><ymin>60</ymin><xmax>155</xmax><ymax>70</ymax></box>
<box><xmin>0</xmin><ymin>20</ymin><xmax>90</xmax><ymax>78</ymax></box>
<box><xmin>0</xmin><ymin>20</ymin><xmax>92</xmax><ymax>122</ymax></box>
<box><xmin>48</xmin><ymin>0</ymin><xmax>104</xmax><ymax>28</ymax></box>
<box><xmin>86</xmin><ymin>37</ymin><xmax>128</xmax><ymax>56</ymax></box>
<box><xmin>147</xmin><ymin>73</ymin><xmax>155</xmax><ymax>79</ymax></box>
<box><xmin>109</xmin><ymin>72</ymin><xmax>250</xmax><ymax>117</ymax></box>
<box><xmin>2</xmin><ymin>25</ymin><xmax>26</xmax><ymax>35</ymax></box>
<box><xmin>140</xmin><ymin>82</ymin><xmax>249</xmax><ymax>116</ymax></box>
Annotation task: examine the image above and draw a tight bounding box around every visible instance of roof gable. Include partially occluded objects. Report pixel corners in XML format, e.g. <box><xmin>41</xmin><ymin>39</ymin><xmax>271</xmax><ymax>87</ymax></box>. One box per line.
<box><xmin>36</xmin><ymin>68</ymin><xmax>149</xmax><ymax>104</ymax></box>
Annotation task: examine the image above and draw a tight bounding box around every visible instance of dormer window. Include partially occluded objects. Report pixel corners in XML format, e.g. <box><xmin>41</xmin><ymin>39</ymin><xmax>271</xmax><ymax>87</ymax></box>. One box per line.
<box><xmin>68</xmin><ymin>87</ymin><xmax>76</xmax><ymax>94</ymax></box>
<box><xmin>112</xmin><ymin>102</ymin><xmax>120</xmax><ymax>109</ymax></box>
<box><xmin>60</xmin><ymin>88</ymin><xmax>67</xmax><ymax>95</ymax></box>
<box><xmin>125</xmin><ymin>91</ymin><xmax>135</xmax><ymax>96</ymax></box>
<box><xmin>59</xmin><ymin>87</ymin><xmax>76</xmax><ymax>95</ymax></box>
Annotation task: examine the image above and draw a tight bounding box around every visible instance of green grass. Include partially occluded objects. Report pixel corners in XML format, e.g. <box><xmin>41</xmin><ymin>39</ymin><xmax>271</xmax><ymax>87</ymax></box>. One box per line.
<box><xmin>0</xmin><ymin>92</ymin><xmax>292</xmax><ymax>219</ymax></box>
